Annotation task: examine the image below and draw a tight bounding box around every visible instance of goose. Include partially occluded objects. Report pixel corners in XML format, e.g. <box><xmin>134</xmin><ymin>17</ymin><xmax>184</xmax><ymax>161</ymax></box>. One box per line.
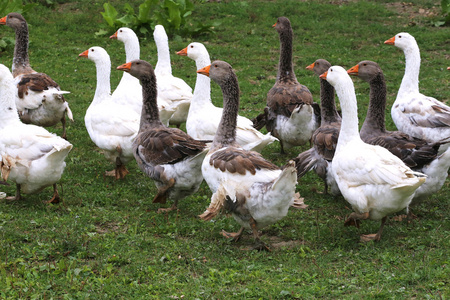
<box><xmin>0</xmin><ymin>13</ymin><xmax>73</xmax><ymax>139</ymax></box>
<box><xmin>347</xmin><ymin>60</ymin><xmax>450</xmax><ymax>204</ymax></box>
<box><xmin>110</xmin><ymin>27</ymin><xmax>175</xmax><ymax>125</ymax></box>
<box><xmin>153</xmin><ymin>25</ymin><xmax>192</xmax><ymax>127</ymax></box>
<box><xmin>293</xmin><ymin>59</ymin><xmax>341</xmax><ymax>195</ymax></box>
<box><xmin>79</xmin><ymin>47</ymin><xmax>139</xmax><ymax>179</ymax></box>
<box><xmin>252</xmin><ymin>17</ymin><xmax>320</xmax><ymax>153</ymax></box>
<box><xmin>384</xmin><ymin>32</ymin><xmax>450</xmax><ymax>153</ymax></box>
<box><xmin>0</xmin><ymin>64</ymin><xmax>72</xmax><ymax>203</ymax></box>
<box><xmin>117</xmin><ymin>59</ymin><xmax>208</xmax><ymax>212</ymax></box>
<box><xmin>176</xmin><ymin>42</ymin><xmax>277</xmax><ymax>152</ymax></box>
<box><xmin>320</xmin><ymin>66</ymin><xmax>426</xmax><ymax>241</ymax></box>
<box><xmin>197</xmin><ymin>60</ymin><xmax>305</xmax><ymax>250</ymax></box>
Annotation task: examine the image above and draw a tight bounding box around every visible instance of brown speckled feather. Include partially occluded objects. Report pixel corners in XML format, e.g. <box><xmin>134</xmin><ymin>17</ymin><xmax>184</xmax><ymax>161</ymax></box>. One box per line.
<box><xmin>135</xmin><ymin>127</ymin><xmax>207</xmax><ymax>166</ymax></box>
<box><xmin>311</xmin><ymin>122</ymin><xmax>340</xmax><ymax>161</ymax></box>
<box><xmin>266</xmin><ymin>82</ymin><xmax>314</xmax><ymax>117</ymax></box>
<box><xmin>17</xmin><ymin>73</ymin><xmax>61</xmax><ymax>99</ymax></box>
<box><xmin>209</xmin><ymin>147</ymin><xmax>279</xmax><ymax>175</ymax></box>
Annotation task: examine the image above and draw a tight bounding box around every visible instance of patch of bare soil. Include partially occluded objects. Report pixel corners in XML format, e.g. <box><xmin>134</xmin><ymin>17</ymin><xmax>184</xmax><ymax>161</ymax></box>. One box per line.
<box><xmin>385</xmin><ymin>2</ymin><xmax>440</xmax><ymax>23</ymax></box>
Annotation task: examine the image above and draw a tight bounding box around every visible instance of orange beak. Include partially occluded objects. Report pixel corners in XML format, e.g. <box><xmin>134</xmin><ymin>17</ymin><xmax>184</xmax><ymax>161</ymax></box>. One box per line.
<box><xmin>78</xmin><ymin>49</ymin><xmax>89</xmax><ymax>58</ymax></box>
<box><xmin>110</xmin><ymin>31</ymin><xmax>118</xmax><ymax>39</ymax></box>
<box><xmin>306</xmin><ymin>62</ymin><xmax>315</xmax><ymax>71</ymax></box>
<box><xmin>117</xmin><ymin>62</ymin><xmax>132</xmax><ymax>72</ymax></box>
<box><xmin>319</xmin><ymin>71</ymin><xmax>328</xmax><ymax>80</ymax></box>
<box><xmin>272</xmin><ymin>21</ymin><xmax>277</xmax><ymax>28</ymax></box>
<box><xmin>384</xmin><ymin>36</ymin><xmax>395</xmax><ymax>45</ymax></box>
<box><xmin>347</xmin><ymin>64</ymin><xmax>359</xmax><ymax>76</ymax></box>
<box><xmin>197</xmin><ymin>65</ymin><xmax>211</xmax><ymax>77</ymax></box>
<box><xmin>0</xmin><ymin>16</ymin><xmax>7</xmax><ymax>25</ymax></box>
<box><xmin>176</xmin><ymin>47</ymin><xmax>188</xmax><ymax>56</ymax></box>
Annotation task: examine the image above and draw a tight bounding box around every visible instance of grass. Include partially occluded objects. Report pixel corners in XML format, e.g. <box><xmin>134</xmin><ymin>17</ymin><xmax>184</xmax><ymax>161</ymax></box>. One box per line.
<box><xmin>0</xmin><ymin>0</ymin><xmax>449</xmax><ymax>298</ymax></box>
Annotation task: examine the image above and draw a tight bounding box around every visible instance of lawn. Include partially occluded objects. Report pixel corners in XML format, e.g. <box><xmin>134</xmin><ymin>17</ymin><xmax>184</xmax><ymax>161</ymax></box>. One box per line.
<box><xmin>0</xmin><ymin>0</ymin><xmax>449</xmax><ymax>298</ymax></box>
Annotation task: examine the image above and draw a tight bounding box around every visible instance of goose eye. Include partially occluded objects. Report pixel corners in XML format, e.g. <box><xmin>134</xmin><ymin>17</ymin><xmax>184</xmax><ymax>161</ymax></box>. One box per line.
<box><xmin>119</xmin><ymin>29</ymin><xmax>122</xmax><ymax>33</ymax></box>
<box><xmin>214</xmin><ymin>64</ymin><xmax>218</xmax><ymax>68</ymax></box>
<box><xmin>91</xmin><ymin>49</ymin><xmax>94</xmax><ymax>52</ymax></box>
<box><xmin>398</xmin><ymin>35</ymin><xmax>402</xmax><ymax>39</ymax></box>
<box><xmin>190</xmin><ymin>45</ymin><xmax>194</xmax><ymax>48</ymax></box>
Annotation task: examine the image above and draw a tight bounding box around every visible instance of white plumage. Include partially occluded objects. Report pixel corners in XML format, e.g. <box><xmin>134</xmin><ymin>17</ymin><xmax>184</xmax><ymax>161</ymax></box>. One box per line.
<box><xmin>321</xmin><ymin>66</ymin><xmax>426</xmax><ymax>241</ymax></box>
<box><xmin>79</xmin><ymin>47</ymin><xmax>139</xmax><ymax>179</ymax></box>
<box><xmin>0</xmin><ymin>64</ymin><xmax>72</xmax><ymax>202</ymax></box>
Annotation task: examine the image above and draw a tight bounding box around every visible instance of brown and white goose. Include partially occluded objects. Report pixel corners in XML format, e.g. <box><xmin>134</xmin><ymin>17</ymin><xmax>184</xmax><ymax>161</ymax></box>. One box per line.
<box><xmin>293</xmin><ymin>59</ymin><xmax>341</xmax><ymax>195</ymax></box>
<box><xmin>197</xmin><ymin>60</ymin><xmax>305</xmax><ymax>250</ymax></box>
<box><xmin>347</xmin><ymin>60</ymin><xmax>450</xmax><ymax>204</ymax></box>
<box><xmin>117</xmin><ymin>59</ymin><xmax>208</xmax><ymax>212</ymax></box>
<box><xmin>0</xmin><ymin>13</ymin><xmax>73</xmax><ymax>139</ymax></box>
<box><xmin>253</xmin><ymin>17</ymin><xmax>320</xmax><ymax>153</ymax></box>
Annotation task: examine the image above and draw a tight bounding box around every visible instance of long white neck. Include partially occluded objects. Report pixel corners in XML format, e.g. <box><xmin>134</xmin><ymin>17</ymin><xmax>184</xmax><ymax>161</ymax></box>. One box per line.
<box><xmin>0</xmin><ymin>73</ymin><xmax>21</xmax><ymax>127</ymax></box>
<box><xmin>191</xmin><ymin>53</ymin><xmax>212</xmax><ymax>108</ymax></box>
<box><xmin>93</xmin><ymin>58</ymin><xmax>111</xmax><ymax>103</ymax></box>
<box><xmin>154</xmin><ymin>33</ymin><xmax>172</xmax><ymax>75</ymax></box>
<box><xmin>121</xmin><ymin>37</ymin><xmax>140</xmax><ymax>83</ymax></box>
<box><xmin>398</xmin><ymin>43</ymin><xmax>420</xmax><ymax>96</ymax></box>
<box><xmin>334</xmin><ymin>77</ymin><xmax>361</xmax><ymax>150</ymax></box>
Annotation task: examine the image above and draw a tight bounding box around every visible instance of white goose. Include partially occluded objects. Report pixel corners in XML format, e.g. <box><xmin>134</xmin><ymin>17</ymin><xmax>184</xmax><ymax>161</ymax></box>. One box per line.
<box><xmin>197</xmin><ymin>61</ymin><xmax>305</xmax><ymax>250</ymax></box>
<box><xmin>110</xmin><ymin>27</ymin><xmax>175</xmax><ymax>125</ymax></box>
<box><xmin>176</xmin><ymin>42</ymin><xmax>277</xmax><ymax>152</ymax></box>
<box><xmin>0</xmin><ymin>64</ymin><xmax>72</xmax><ymax>203</ymax></box>
<box><xmin>79</xmin><ymin>47</ymin><xmax>139</xmax><ymax>179</ymax></box>
<box><xmin>320</xmin><ymin>66</ymin><xmax>426</xmax><ymax>242</ymax></box>
<box><xmin>385</xmin><ymin>32</ymin><xmax>450</xmax><ymax>153</ymax></box>
<box><xmin>0</xmin><ymin>13</ymin><xmax>73</xmax><ymax>139</ymax></box>
<box><xmin>153</xmin><ymin>25</ymin><xmax>192</xmax><ymax>127</ymax></box>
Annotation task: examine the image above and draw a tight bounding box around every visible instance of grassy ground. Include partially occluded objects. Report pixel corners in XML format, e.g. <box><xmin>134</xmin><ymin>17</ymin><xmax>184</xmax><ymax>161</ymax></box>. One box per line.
<box><xmin>0</xmin><ymin>0</ymin><xmax>449</xmax><ymax>298</ymax></box>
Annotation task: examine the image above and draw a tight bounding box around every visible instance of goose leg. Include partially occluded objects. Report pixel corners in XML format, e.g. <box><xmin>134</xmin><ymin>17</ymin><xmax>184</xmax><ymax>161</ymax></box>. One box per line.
<box><xmin>249</xmin><ymin>217</ymin><xmax>271</xmax><ymax>252</ymax></box>
<box><xmin>6</xmin><ymin>184</ymin><xmax>21</xmax><ymax>201</ymax></box>
<box><xmin>157</xmin><ymin>200</ymin><xmax>179</xmax><ymax>213</ymax></box>
<box><xmin>45</xmin><ymin>184</ymin><xmax>61</xmax><ymax>204</ymax></box>
<box><xmin>221</xmin><ymin>227</ymin><xmax>245</xmax><ymax>242</ymax></box>
<box><xmin>152</xmin><ymin>178</ymin><xmax>175</xmax><ymax>204</ymax></box>
<box><xmin>360</xmin><ymin>217</ymin><xmax>387</xmax><ymax>242</ymax></box>
<box><xmin>61</xmin><ymin>115</ymin><xmax>67</xmax><ymax>140</ymax></box>
<box><xmin>344</xmin><ymin>211</ymin><xmax>370</xmax><ymax>228</ymax></box>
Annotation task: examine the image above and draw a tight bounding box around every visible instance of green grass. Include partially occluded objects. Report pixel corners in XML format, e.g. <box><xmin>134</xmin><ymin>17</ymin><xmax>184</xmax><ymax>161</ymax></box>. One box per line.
<box><xmin>0</xmin><ymin>0</ymin><xmax>449</xmax><ymax>298</ymax></box>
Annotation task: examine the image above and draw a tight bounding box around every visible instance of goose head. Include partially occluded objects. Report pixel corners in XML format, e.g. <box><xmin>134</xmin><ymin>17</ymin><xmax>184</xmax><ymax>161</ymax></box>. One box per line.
<box><xmin>117</xmin><ymin>59</ymin><xmax>154</xmax><ymax>80</ymax></box>
<box><xmin>110</xmin><ymin>27</ymin><xmax>137</xmax><ymax>43</ymax></box>
<box><xmin>0</xmin><ymin>12</ymin><xmax>27</xmax><ymax>30</ymax></box>
<box><xmin>320</xmin><ymin>66</ymin><xmax>351</xmax><ymax>87</ymax></box>
<box><xmin>347</xmin><ymin>60</ymin><xmax>382</xmax><ymax>83</ymax></box>
<box><xmin>306</xmin><ymin>59</ymin><xmax>331</xmax><ymax>77</ymax></box>
<box><xmin>78</xmin><ymin>46</ymin><xmax>110</xmax><ymax>64</ymax></box>
<box><xmin>176</xmin><ymin>42</ymin><xmax>207</xmax><ymax>61</ymax></box>
<box><xmin>198</xmin><ymin>60</ymin><xmax>234</xmax><ymax>85</ymax></box>
<box><xmin>384</xmin><ymin>32</ymin><xmax>416</xmax><ymax>50</ymax></box>
<box><xmin>273</xmin><ymin>16</ymin><xmax>291</xmax><ymax>33</ymax></box>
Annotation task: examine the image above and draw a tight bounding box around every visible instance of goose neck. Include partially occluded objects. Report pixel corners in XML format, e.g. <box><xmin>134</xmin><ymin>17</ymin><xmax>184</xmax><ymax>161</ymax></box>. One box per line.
<box><xmin>191</xmin><ymin>55</ymin><xmax>212</xmax><ymax>107</ymax></box>
<box><xmin>319</xmin><ymin>78</ymin><xmax>340</xmax><ymax>123</ymax></box>
<box><xmin>0</xmin><ymin>76</ymin><xmax>21</xmax><ymax>126</ymax></box>
<box><xmin>214</xmin><ymin>74</ymin><xmax>239</xmax><ymax>148</ymax></box>
<box><xmin>139</xmin><ymin>74</ymin><xmax>163</xmax><ymax>129</ymax></box>
<box><xmin>398</xmin><ymin>45</ymin><xmax>420</xmax><ymax>95</ymax></box>
<box><xmin>362</xmin><ymin>73</ymin><xmax>387</xmax><ymax>134</ymax></box>
<box><xmin>154</xmin><ymin>37</ymin><xmax>172</xmax><ymax>74</ymax></box>
<box><xmin>335</xmin><ymin>80</ymin><xmax>361</xmax><ymax>148</ymax></box>
<box><xmin>93</xmin><ymin>59</ymin><xmax>111</xmax><ymax>102</ymax></box>
<box><xmin>124</xmin><ymin>38</ymin><xmax>140</xmax><ymax>62</ymax></box>
<box><xmin>12</xmin><ymin>22</ymin><xmax>33</xmax><ymax>76</ymax></box>
<box><xmin>277</xmin><ymin>28</ymin><xmax>297</xmax><ymax>82</ymax></box>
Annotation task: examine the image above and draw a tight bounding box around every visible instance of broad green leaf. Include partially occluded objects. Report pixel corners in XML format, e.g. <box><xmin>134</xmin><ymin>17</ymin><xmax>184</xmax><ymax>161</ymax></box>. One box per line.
<box><xmin>164</xmin><ymin>0</ymin><xmax>182</xmax><ymax>30</ymax></box>
<box><xmin>100</xmin><ymin>3</ymin><xmax>119</xmax><ymax>28</ymax></box>
<box><xmin>138</xmin><ymin>0</ymin><xmax>158</xmax><ymax>23</ymax></box>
